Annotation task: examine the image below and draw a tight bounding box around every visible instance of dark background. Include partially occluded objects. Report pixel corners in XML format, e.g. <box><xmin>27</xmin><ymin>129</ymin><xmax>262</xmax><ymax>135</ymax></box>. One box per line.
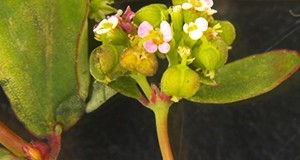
<box><xmin>1</xmin><ymin>0</ymin><xmax>300</xmax><ymax>159</ymax></box>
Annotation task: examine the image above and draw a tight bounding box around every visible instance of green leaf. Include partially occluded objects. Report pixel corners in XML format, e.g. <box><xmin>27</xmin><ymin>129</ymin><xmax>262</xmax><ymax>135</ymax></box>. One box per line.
<box><xmin>0</xmin><ymin>0</ymin><xmax>90</xmax><ymax>136</ymax></box>
<box><xmin>85</xmin><ymin>81</ymin><xmax>117</xmax><ymax>113</ymax></box>
<box><xmin>188</xmin><ymin>50</ymin><xmax>300</xmax><ymax>103</ymax></box>
<box><xmin>89</xmin><ymin>0</ymin><xmax>117</xmax><ymax>22</ymax></box>
<box><xmin>133</xmin><ymin>4</ymin><xmax>169</xmax><ymax>28</ymax></box>
<box><xmin>108</xmin><ymin>76</ymin><xmax>143</xmax><ymax>99</ymax></box>
<box><xmin>0</xmin><ymin>148</ymin><xmax>18</xmax><ymax>160</ymax></box>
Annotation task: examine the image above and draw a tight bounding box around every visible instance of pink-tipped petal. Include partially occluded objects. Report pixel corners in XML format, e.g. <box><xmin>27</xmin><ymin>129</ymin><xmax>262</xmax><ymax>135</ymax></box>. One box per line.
<box><xmin>160</xmin><ymin>21</ymin><xmax>172</xmax><ymax>42</ymax></box>
<box><xmin>143</xmin><ymin>40</ymin><xmax>157</xmax><ymax>53</ymax></box>
<box><xmin>202</xmin><ymin>0</ymin><xmax>214</xmax><ymax>7</ymax></box>
<box><xmin>158</xmin><ymin>42</ymin><xmax>170</xmax><ymax>54</ymax></box>
<box><xmin>138</xmin><ymin>21</ymin><xmax>153</xmax><ymax>38</ymax></box>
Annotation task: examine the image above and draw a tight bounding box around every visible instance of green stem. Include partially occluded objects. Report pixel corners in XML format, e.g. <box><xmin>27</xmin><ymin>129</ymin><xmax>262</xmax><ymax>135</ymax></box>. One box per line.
<box><xmin>130</xmin><ymin>73</ymin><xmax>152</xmax><ymax>100</ymax></box>
<box><xmin>151</xmin><ymin>103</ymin><xmax>174</xmax><ymax>160</ymax></box>
<box><xmin>0</xmin><ymin>122</ymin><xmax>41</xmax><ymax>159</ymax></box>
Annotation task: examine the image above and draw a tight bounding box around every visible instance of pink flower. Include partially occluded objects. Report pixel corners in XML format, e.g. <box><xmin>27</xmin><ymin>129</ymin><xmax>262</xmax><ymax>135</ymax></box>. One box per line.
<box><xmin>137</xmin><ymin>21</ymin><xmax>172</xmax><ymax>54</ymax></box>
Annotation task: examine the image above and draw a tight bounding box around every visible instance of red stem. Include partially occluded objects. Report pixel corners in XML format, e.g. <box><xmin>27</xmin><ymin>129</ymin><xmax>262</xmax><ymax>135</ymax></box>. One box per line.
<box><xmin>47</xmin><ymin>125</ymin><xmax>62</xmax><ymax>160</ymax></box>
<box><xmin>0</xmin><ymin>121</ymin><xmax>31</xmax><ymax>157</ymax></box>
<box><xmin>154</xmin><ymin>109</ymin><xmax>174</xmax><ymax>160</ymax></box>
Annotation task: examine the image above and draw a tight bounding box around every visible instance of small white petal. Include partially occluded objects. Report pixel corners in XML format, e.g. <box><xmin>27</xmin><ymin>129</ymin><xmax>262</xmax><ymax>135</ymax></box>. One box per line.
<box><xmin>194</xmin><ymin>6</ymin><xmax>206</xmax><ymax>11</ymax></box>
<box><xmin>195</xmin><ymin>17</ymin><xmax>208</xmax><ymax>31</ymax></box>
<box><xmin>189</xmin><ymin>29</ymin><xmax>203</xmax><ymax>40</ymax></box>
<box><xmin>182</xmin><ymin>3</ymin><xmax>193</xmax><ymax>10</ymax></box>
<box><xmin>183</xmin><ymin>23</ymin><xmax>189</xmax><ymax>33</ymax></box>
<box><xmin>95</xmin><ymin>28</ymin><xmax>110</xmax><ymax>35</ymax></box>
<box><xmin>108</xmin><ymin>16</ymin><xmax>119</xmax><ymax>29</ymax></box>
<box><xmin>93</xmin><ymin>19</ymin><xmax>107</xmax><ymax>33</ymax></box>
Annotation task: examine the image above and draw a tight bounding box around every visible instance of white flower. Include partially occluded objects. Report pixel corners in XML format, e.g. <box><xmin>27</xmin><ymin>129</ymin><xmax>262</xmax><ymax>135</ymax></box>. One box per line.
<box><xmin>183</xmin><ymin>17</ymin><xmax>208</xmax><ymax>40</ymax></box>
<box><xmin>182</xmin><ymin>0</ymin><xmax>215</xmax><ymax>13</ymax></box>
<box><xmin>93</xmin><ymin>16</ymin><xmax>119</xmax><ymax>35</ymax></box>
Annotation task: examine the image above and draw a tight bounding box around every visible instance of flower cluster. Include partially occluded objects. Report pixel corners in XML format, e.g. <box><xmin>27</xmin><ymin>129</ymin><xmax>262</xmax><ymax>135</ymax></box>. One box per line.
<box><xmin>90</xmin><ymin>0</ymin><xmax>236</xmax><ymax>100</ymax></box>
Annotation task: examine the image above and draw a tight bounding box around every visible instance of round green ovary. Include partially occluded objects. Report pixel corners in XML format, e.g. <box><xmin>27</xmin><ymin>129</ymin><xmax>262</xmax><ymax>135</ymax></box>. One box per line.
<box><xmin>161</xmin><ymin>65</ymin><xmax>200</xmax><ymax>98</ymax></box>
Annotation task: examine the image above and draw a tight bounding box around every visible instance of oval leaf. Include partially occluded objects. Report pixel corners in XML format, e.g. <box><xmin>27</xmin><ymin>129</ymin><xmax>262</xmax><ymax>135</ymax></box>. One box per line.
<box><xmin>188</xmin><ymin>50</ymin><xmax>300</xmax><ymax>103</ymax></box>
<box><xmin>85</xmin><ymin>81</ymin><xmax>117</xmax><ymax>113</ymax></box>
<box><xmin>0</xmin><ymin>0</ymin><xmax>89</xmax><ymax>136</ymax></box>
<box><xmin>108</xmin><ymin>76</ymin><xmax>143</xmax><ymax>99</ymax></box>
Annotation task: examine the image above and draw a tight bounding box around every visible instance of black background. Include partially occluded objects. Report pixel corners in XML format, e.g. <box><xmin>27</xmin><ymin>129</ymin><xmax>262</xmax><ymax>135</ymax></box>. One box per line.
<box><xmin>1</xmin><ymin>0</ymin><xmax>300</xmax><ymax>159</ymax></box>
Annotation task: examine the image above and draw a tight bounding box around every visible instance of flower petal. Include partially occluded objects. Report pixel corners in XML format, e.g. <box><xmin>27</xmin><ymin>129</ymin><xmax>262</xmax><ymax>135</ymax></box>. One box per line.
<box><xmin>158</xmin><ymin>42</ymin><xmax>170</xmax><ymax>54</ymax></box>
<box><xmin>194</xmin><ymin>7</ymin><xmax>206</xmax><ymax>11</ymax></box>
<box><xmin>160</xmin><ymin>21</ymin><xmax>172</xmax><ymax>42</ymax></box>
<box><xmin>108</xmin><ymin>16</ymin><xmax>119</xmax><ymax>29</ymax></box>
<box><xmin>189</xmin><ymin>29</ymin><xmax>203</xmax><ymax>40</ymax></box>
<box><xmin>182</xmin><ymin>2</ymin><xmax>193</xmax><ymax>10</ymax></box>
<box><xmin>95</xmin><ymin>28</ymin><xmax>110</xmax><ymax>35</ymax></box>
<box><xmin>183</xmin><ymin>23</ymin><xmax>189</xmax><ymax>33</ymax></box>
<box><xmin>138</xmin><ymin>21</ymin><xmax>153</xmax><ymax>38</ymax></box>
<box><xmin>93</xmin><ymin>19</ymin><xmax>107</xmax><ymax>33</ymax></box>
<box><xmin>202</xmin><ymin>0</ymin><xmax>214</xmax><ymax>8</ymax></box>
<box><xmin>143</xmin><ymin>40</ymin><xmax>157</xmax><ymax>53</ymax></box>
<box><xmin>195</xmin><ymin>17</ymin><xmax>208</xmax><ymax>31</ymax></box>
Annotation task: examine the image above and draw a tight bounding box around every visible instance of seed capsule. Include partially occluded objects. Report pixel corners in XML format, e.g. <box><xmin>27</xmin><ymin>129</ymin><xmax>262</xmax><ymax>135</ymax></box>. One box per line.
<box><xmin>161</xmin><ymin>64</ymin><xmax>200</xmax><ymax>99</ymax></box>
<box><xmin>217</xmin><ymin>21</ymin><xmax>236</xmax><ymax>45</ymax></box>
<box><xmin>120</xmin><ymin>47</ymin><xmax>158</xmax><ymax>76</ymax></box>
<box><xmin>192</xmin><ymin>39</ymin><xmax>228</xmax><ymax>78</ymax></box>
<box><xmin>89</xmin><ymin>44</ymin><xmax>125</xmax><ymax>83</ymax></box>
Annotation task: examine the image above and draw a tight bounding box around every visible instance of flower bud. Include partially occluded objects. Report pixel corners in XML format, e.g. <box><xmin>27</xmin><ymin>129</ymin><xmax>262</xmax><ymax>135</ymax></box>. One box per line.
<box><xmin>120</xmin><ymin>47</ymin><xmax>158</xmax><ymax>76</ymax></box>
<box><xmin>133</xmin><ymin>4</ymin><xmax>169</xmax><ymax>28</ymax></box>
<box><xmin>192</xmin><ymin>39</ymin><xmax>228</xmax><ymax>78</ymax></box>
<box><xmin>89</xmin><ymin>44</ymin><xmax>126</xmax><ymax>83</ymax></box>
<box><xmin>95</xmin><ymin>26</ymin><xmax>129</xmax><ymax>46</ymax></box>
<box><xmin>192</xmin><ymin>42</ymin><xmax>220</xmax><ymax>71</ymax></box>
<box><xmin>212</xmin><ymin>39</ymin><xmax>228</xmax><ymax>68</ymax></box>
<box><xmin>216</xmin><ymin>21</ymin><xmax>236</xmax><ymax>45</ymax></box>
<box><xmin>161</xmin><ymin>64</ymin><xmax>200</xmax><ymax>99</ymax></box>
<box><xmin>169</xmin><ymin>5</ymin><xmax>183</xmax><ymax>34</ymax></box>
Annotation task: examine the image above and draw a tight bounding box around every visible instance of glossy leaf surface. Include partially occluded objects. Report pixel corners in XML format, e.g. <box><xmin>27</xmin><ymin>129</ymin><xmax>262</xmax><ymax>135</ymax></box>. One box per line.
<box><xmin>108</xmin><ymin>76</ymin><xmax>143</xmax><ymax>99</ymax></box>
<box><xmin>188</xmin><ymin>50</ymin><xmax>300</xmax><ymax>103</ymax></box>
<box><xmin>0</xmin><ymin>0</ymin><xmax>89</xmax><ymax>136</ymax></box>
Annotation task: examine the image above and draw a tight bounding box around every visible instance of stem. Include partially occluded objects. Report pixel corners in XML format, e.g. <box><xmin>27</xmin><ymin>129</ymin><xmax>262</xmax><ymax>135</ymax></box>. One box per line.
<box><xmin>0</xmin><ymin>121</ymin><xmax>34</xmax><ymax>158</ymax></box>
<box><xmin>130</xmin><ymin>73</ymin><xmax>152</xmax><ymax>100</ymax></box>
<box><xmin>48</xmin><ymin>125</ymin><xmax>62</xmax><ymax>160</ymax></box>
<box><xmin>151</xmin><ymin>103</ymin><xmax>174</xmax><ymax>160</ymax></box>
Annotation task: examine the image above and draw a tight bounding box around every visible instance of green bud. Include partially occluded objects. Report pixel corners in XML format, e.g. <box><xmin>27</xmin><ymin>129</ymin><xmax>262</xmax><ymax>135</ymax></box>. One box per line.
<box><xmin>95</xmin><ymin>27</ymin><xmax>129</xmax><ymax>46</ymax></box>
<box><xmin>161</xmin><ymin>64</ymin><xmax>200</xmax><ymax>99</ymax></box>
<box><xmin>120</xmin><ymin>47</ymin><xmax>158</xmax><ymax>76</ymax></box>
<box><xmin>217</xmin><ymin>21</ymin><xmax>236</xmax><ymax>45</ymax></box>
<box><xmin>192</xmin><ymin>39</ymin><xmax>228</xmax><ymax>78</ymax></box>
<box><xmin>133</xmin><ymin>4</ymin><xmax>169</xmax><ymax>28</ymax></box>
<box><xmin>212</xmin><ymin>39</ymin><xmax>228</xmax><ymax>68</ymax></box>
<box><xmin>89</xmin><ymin>44</ymin><xmax>126</xmax><ymax>83</ymax></box>
<box><xmin>169</xmin><ymin>5</ymin><xmax>183</xmax><ymax>34</ymax></box>
<box><xmin>193</xmin><ymin>43</ymin><xmax>220</xmax><ymax>71</ymax></box>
